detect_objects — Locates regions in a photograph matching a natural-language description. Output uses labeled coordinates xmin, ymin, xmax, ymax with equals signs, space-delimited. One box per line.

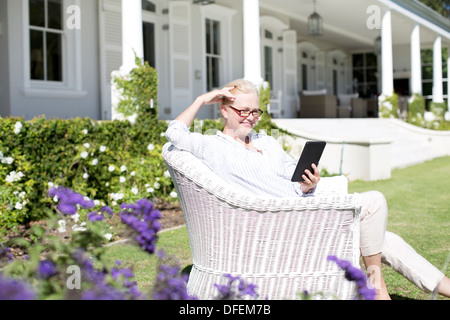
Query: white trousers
xmin=359 ymin=191 xmax=445 ymax=293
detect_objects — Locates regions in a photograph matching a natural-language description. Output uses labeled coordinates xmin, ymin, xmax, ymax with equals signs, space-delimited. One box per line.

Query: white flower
xmin=160 ymin=132 xmax=165 ymax=137
xmin=104 ymin=233 xmax=113 ymax=241
xmin=71 ymin=213 xmax=80 ymax=223
xmin=0 ymin=151 xmax=3 ymax=160
xmin=153 ymin=182 xmax=160 ymax=189
xmin=72 ymin=222 xmax=87 ymax=232
xmin=92 ymin=158 xmax=98 ymax=166
xmin=15 ymin=202 xmax=23 ymax=210
xmin=94 ymin=200 xmax=100 ymax=206
xmin=131 ymin=187 xmax=139 ymax=195
xmin=80 ymin=151 xmax=88 ymax=159
xmin=100 ymin=146 xmax=107 ymax=152
xmin=19 ymin=191 xmax=26 ymax=199
xmin=170 ymin=191 xmax=178 ymax=198
xmin=83 ymin=172 xmax=89 ymax=179
xmin=130 ymin=171 xmax=136 ymax=176
xmin=164 ymin=170 xmax=171 ymax=178
xmin=53 ymin=195 xmax=59 ymax=203
xmin=120 ymin=165 xmax=127 ymax=172
xmin=120 ymin=176 xmax=126 ymax=183
xmin=147 ymin=144 xmax=155 ymax=151
xmin=110 ymin=192 xmax=124 ymax=201
xmin=1 ymin=157 xmax=14 ymax=165
xmin=82 ymin=129 xmax=88 ymax=135
xmin=57 ymin=220 xmax=67 ymax=233
xmin=14 ymin=122 xmax=23 ymax=135
xmin=48 ymin=182 xmax=54 ymax=188
xmin=108 ymin=165 xmax=115 ymax=172
xmin=147 ymin=187 xmax=155 ymax=193
xmin=5 ymin=171 xmax=24 ymax=183
xmin=83 ymin=143 xmax=90 ymax=149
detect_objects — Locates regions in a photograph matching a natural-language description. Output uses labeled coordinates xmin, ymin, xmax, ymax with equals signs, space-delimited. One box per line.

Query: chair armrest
xmin=315 ymin=175 xmax=348 ymax=196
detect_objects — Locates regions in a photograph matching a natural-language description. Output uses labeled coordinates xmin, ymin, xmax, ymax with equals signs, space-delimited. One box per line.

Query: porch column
xmin=112 ymin=0 xmax=144 ymax=121
xmin=121 ymin=0 xmax=144 ymax=73
xmin=432 ymin=36 xmax=444 ymax=103
xmin=381 ymin=10 xmax=394 ymax=96
xmin=410 ymin=24 xmax=422 ymax=95
xmin=243 ymin=0 xmax=263 ymax=86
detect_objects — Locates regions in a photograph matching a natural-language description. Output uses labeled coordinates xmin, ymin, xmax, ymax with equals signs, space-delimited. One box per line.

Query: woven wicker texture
xmin=162 ymin=143 xmax=362 ymax=300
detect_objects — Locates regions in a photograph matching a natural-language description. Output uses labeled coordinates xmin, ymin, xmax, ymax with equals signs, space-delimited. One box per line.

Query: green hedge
xmin=0 ymin=116 xmax=172 ymax=237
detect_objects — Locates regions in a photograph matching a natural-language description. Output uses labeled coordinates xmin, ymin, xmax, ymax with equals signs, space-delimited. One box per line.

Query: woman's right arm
xmin=175 ymin=86 xmax=235 ymax=128
xmin=165 ymin=87 xmax=235 ymax=158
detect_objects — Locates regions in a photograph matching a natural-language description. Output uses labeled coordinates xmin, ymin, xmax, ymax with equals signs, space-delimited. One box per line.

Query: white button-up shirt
xmin=166 ymin=120 xmax=311 ymax=198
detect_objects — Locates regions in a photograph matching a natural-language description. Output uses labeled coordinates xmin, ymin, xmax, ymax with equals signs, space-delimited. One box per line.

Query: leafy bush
xmin=113 ymin=56 xmax=159 ymax=120
xmin=378 ymin=93 xmax=399 ymax=118
xmin=407 ymin=94 xmax=426 ymax=126
xmin=0 ymin=116 xmax=172 ymax=240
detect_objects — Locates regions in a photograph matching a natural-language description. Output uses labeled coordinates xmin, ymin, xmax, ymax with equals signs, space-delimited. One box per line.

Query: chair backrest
xmin=162 ymin=143 xmax=361 ymax=300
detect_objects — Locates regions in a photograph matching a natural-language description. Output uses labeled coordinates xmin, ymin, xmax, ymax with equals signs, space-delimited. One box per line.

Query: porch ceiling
xmin=259 ymin=0 xmax=450 ymax=52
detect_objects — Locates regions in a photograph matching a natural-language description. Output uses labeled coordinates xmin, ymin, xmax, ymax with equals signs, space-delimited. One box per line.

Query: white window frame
xmin=21 ymin=0 xmax=86 ymax=98
xmin=200 ymin=4 xmax=235 ymax=93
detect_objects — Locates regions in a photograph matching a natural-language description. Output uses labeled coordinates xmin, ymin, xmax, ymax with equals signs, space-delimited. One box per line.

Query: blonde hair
xmin=222 ymin=79 xmax=259 ymax=106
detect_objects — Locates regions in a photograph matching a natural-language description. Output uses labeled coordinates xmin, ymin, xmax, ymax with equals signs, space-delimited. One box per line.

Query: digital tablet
xmin=291 ymin=141 xmax=326 ymax=182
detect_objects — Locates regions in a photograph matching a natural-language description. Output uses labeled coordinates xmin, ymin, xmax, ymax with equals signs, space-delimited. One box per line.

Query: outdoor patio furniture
xmin=162 ymin=143 xmax=362 ymax=300
xmin=337 ymin=93 xmax=367 ymax=118
xmin=299 ymin=91 xmax=337 ymax=118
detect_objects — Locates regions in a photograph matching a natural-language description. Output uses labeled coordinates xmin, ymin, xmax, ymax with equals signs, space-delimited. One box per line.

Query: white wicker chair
xmin=162 ymin=143 xmax=362 ymax=300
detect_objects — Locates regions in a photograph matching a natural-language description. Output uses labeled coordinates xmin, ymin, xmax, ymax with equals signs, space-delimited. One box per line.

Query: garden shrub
xmin=378 ymin=93 xmax=399 ymax=118
xmin=407 ymin=94 xmax=426 ymax=126
xmin=0 ymin=116 xmax=172 ymax=240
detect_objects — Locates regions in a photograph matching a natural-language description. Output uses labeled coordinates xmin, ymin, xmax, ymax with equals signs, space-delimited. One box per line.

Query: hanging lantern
xmin=308 ymin=0 xmax=323 ymax=36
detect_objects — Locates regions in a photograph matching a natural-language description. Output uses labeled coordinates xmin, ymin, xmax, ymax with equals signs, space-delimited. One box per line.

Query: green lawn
xmin=104 ymin=156 xmax=450 ymax=300
xmin=349 ymin=156 xmax=450 ymax=300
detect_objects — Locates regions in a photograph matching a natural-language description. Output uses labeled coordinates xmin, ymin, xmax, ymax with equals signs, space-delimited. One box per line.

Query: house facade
xmin=0 ymin=0 xmax=449 ymax=121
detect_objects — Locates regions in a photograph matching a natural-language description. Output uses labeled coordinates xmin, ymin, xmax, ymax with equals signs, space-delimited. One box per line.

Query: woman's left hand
xmin=299 ymin=163 xmax=320 ymax=193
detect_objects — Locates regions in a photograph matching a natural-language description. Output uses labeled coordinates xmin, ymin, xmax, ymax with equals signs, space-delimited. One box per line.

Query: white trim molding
xmin=21 ymin=0 xmax=86 ymax=99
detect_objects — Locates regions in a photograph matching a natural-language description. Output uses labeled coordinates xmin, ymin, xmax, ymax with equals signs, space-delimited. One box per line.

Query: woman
xmin=166 ymin=78 xmax=449 ymax=300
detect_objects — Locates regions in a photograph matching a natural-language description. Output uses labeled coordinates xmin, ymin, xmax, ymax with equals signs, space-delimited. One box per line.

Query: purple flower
xmin=0 ymin=274 xmax=36 ymax=300
xmin=73 ymin=250 xmax=144 ymax=300
xmin=87 ymin=211 xmax=104 ymax=221
xmin=38 ymin=260 xmax=58 ymax=279
xmin=152 ymin=264 xmax=196 ymax=300
xmin=120 ymin=199 xmax=162 ymax=254
xmin=214 ymin=274 xmax=258 ymax=300
xmin=48 ymin=187 xmax=95 ymax=215
xmin=327 ymin=255 xmax=376 ymax=300
xmin=0 ymin=243 xmax=13 ymax=262
xmin=111 ymin=261 xmax=145 ymax=300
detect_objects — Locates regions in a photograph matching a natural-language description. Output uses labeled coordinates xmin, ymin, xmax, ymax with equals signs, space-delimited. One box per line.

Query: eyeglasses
xmin=227 ymin=106 xmax=264 ymax=118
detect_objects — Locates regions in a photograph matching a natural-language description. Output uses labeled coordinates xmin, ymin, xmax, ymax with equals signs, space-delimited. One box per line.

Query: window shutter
xmin=169 ymin=1 xmax=192 ymax=118
xmin=282 ymin=30 xmax=299 ymax=117
xmin=99 ymin=0 xmax=123 ymax=120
